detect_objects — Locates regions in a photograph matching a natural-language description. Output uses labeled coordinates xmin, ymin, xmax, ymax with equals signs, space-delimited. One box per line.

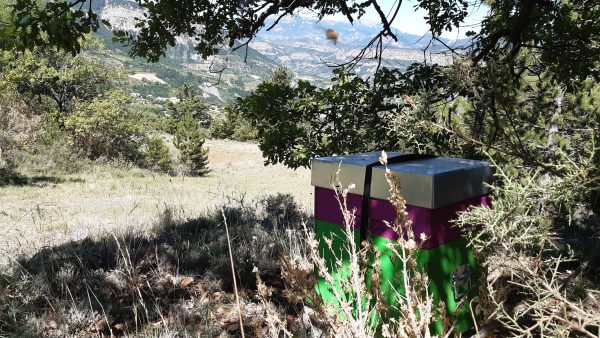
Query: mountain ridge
xmin=93 ymin=0 xmax=460 ymax=105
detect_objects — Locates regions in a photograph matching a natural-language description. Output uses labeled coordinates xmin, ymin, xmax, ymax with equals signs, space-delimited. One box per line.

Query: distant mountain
xmin=92 ymin=0 xmax=464 ymax=105
xmin=253 ymin=15 xmax=467 ymax=80
xmin=93 ymin=0 xmax=283 ymax=105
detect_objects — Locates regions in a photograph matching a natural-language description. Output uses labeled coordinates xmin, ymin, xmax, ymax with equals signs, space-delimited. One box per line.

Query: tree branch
xmin=506 ymin=0 xmax=538 ymax=61
xmin=370 ymin=0 xmax=398 ymax=41
xmin=472 ymin=29 xmax=510 ymax=64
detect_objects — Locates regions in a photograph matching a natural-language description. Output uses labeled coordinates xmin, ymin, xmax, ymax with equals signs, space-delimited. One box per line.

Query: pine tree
xmin=166 ymin=84 xmax=211 ymax=130
xmin=144 ymin=136 xmax=173 ymax=174
xmin=174 ymin=114 xmax=209 ymax=176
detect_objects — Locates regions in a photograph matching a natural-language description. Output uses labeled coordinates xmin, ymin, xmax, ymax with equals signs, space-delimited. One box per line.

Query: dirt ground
xmin=0 ymin=139 xmax=313 ymax=265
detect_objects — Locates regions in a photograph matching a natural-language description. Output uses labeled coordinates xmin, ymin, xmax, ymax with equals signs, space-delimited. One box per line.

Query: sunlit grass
xmin=0 ymin=139 xmax=312 ymax=265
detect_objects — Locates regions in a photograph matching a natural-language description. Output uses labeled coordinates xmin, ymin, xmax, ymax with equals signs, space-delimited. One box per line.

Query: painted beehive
xmin=311 ymin=151 xmax=493 ymax=333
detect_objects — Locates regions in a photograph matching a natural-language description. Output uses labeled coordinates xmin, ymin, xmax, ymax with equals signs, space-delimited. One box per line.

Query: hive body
xmin=311 ymin=151 xmax=493 ymax=333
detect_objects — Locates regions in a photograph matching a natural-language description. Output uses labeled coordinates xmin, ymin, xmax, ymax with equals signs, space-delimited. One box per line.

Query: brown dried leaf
xmin=180 ymin=276 xmax=194 ymax=288
xmin=194 ymin=281 xmax=208 ymax=292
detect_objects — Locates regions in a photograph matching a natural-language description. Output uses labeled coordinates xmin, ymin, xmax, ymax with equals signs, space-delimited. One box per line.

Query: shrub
xmin=0 ymin=90 xmax=44 ymax=179
xmin=174 ymin=114 xmax=209 ymax=176
xmin=210 ymin=105 xmax=257 ymax=141
xmin=455 ymin=157 xmax=600 ymax=337
xmin=259 ymin=193 xmax=304 ymax=228
xmin=64 ymin=89 xmax=145 ymax=162
xmin=143 ymin=136 xmax=173 ymax=174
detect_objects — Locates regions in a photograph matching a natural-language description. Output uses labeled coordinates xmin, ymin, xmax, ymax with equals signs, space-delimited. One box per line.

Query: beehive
xmin=311 ymin=151 xmax=492 ymax=333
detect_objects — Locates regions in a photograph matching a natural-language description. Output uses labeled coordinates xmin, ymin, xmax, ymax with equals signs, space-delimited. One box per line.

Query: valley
xmin=94 ymin=0 xmax=460 ymax=106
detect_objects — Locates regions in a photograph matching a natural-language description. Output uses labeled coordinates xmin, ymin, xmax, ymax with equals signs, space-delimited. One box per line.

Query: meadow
xmin=0 ymin=140 xmax=318 ymax=337
xmin=0 ymin=140 xmax=312 ymax=266
xmin=2 ymin=138 xmax=598 ymax=337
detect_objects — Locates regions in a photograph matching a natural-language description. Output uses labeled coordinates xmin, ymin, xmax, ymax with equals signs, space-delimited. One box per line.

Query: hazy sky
xmin=319 ymin=0 xmax=489 ymax=39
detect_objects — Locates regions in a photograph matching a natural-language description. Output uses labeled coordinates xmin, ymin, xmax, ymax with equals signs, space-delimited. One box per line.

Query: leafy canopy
xmin=64 ymin=88 xmax=146 ymax=161
xmin=3 ymin=0 xmax=598 ymax=86
xmin=239 ymin=67 xmax=399 ymax=168
xmin=0 ymin=39 xmax=117 ymax=121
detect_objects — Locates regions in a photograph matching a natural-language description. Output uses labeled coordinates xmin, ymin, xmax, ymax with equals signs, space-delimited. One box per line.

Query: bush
xmin=210 ymin=105 xmax=257 ymax=141
xmin=143 ymin=136 xmax=173 ymax=174
xmin=454 ymin=159 xmax=600 ymax=337
xmin=174 ymin=114 xmax=209 ymax=176
xmin=0 ymin=91 xmax=44 ymax=179
xmin=260 ymin=193 xmax=304 ymax=228
xmin=64 ymin=89 xmax=145 ymax=162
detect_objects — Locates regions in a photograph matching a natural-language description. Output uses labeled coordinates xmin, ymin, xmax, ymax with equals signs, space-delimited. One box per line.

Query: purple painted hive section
xmin=314 ymin=186 xmax=491 ymax=249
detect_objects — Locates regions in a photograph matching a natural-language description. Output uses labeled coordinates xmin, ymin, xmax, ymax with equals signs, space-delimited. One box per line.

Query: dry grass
xmin=0 ymin=139 xmax=314 ymax=337
xmin=0 ymin=194 xmax=310 ymax=337
xmin=0 ymin=145 xmax=487 ymax=337
xmin=0 ymin=139 xmax=312 ymax=265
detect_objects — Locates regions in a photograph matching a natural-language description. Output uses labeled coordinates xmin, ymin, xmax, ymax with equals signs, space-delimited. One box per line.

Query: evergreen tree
xmin=174 ymin=114 xmax=209 ymax=177
xmin=270 ymin=67 xmax=294 ymax=86
xmin=166 ymin=84 xmax=211 ymax=129
xmin=144 ymin=136 xmax=173 ymax=174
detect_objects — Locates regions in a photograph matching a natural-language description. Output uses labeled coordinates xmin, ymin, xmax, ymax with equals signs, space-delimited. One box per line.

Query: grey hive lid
xmin=311 ymin=151 xmax=493 ymax=209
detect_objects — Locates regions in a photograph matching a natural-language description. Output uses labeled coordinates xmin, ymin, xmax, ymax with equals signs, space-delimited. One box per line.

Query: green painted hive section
xmin=314 ymin=220 xmax=480 ymax=334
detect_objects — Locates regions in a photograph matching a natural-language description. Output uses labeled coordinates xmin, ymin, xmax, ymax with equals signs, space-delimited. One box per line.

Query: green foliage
xmin=0 ymin=86 xmax=44 ymax=180
xmin=114 ymin=1 xmax=372 ymax=62
xmin=5 ymin=0 xmax=598 ymax=90
xmin=0 ymin=37 xmax=150 ymax=172
xmin=174 ymin=114 xmax=209 ymax=176
xmin=238 ymin=67 xmax=397 ymax=168
xmin=443 ymin=60 xmax=599 ymax=212
xmin=12 ymin=132 xmax=93 ymax=176
xmin=454 ymin=155 xmax=600 ymax=337
xmin=8 ymin=0 xmax=102 ymax=55
xmin=144 ymin=136 xmax=173 ymax=174
xmin=472 ymin=0 xmax=600 ymax=87
xmin=0 ymin=43 xmax=117 ymax=121
xmin=414 ymin=0 xmax=468 ymax=36
xmin=1 ymin=0 xmax=598 ymax=335
xmin=135 ymin=107 xmax=170 ymax=133
xmin=64 ymin=89 xmax=145 ymax=162
xmin=210 ymin=105 xmax=257 ymax=142
xmin=235 ymin=35 xmax=600 ymax=336
xmin=0 ymin=0 xmax=16 ymax=50
xmin=166 ymin=83 xmax=211 ymax=131
xmin=269 ymin=67 xmax=294 ymax=86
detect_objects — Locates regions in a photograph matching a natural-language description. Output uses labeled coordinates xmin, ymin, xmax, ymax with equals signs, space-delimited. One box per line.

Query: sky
xmin=316 ymin=0 xmax=490 ymax=39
